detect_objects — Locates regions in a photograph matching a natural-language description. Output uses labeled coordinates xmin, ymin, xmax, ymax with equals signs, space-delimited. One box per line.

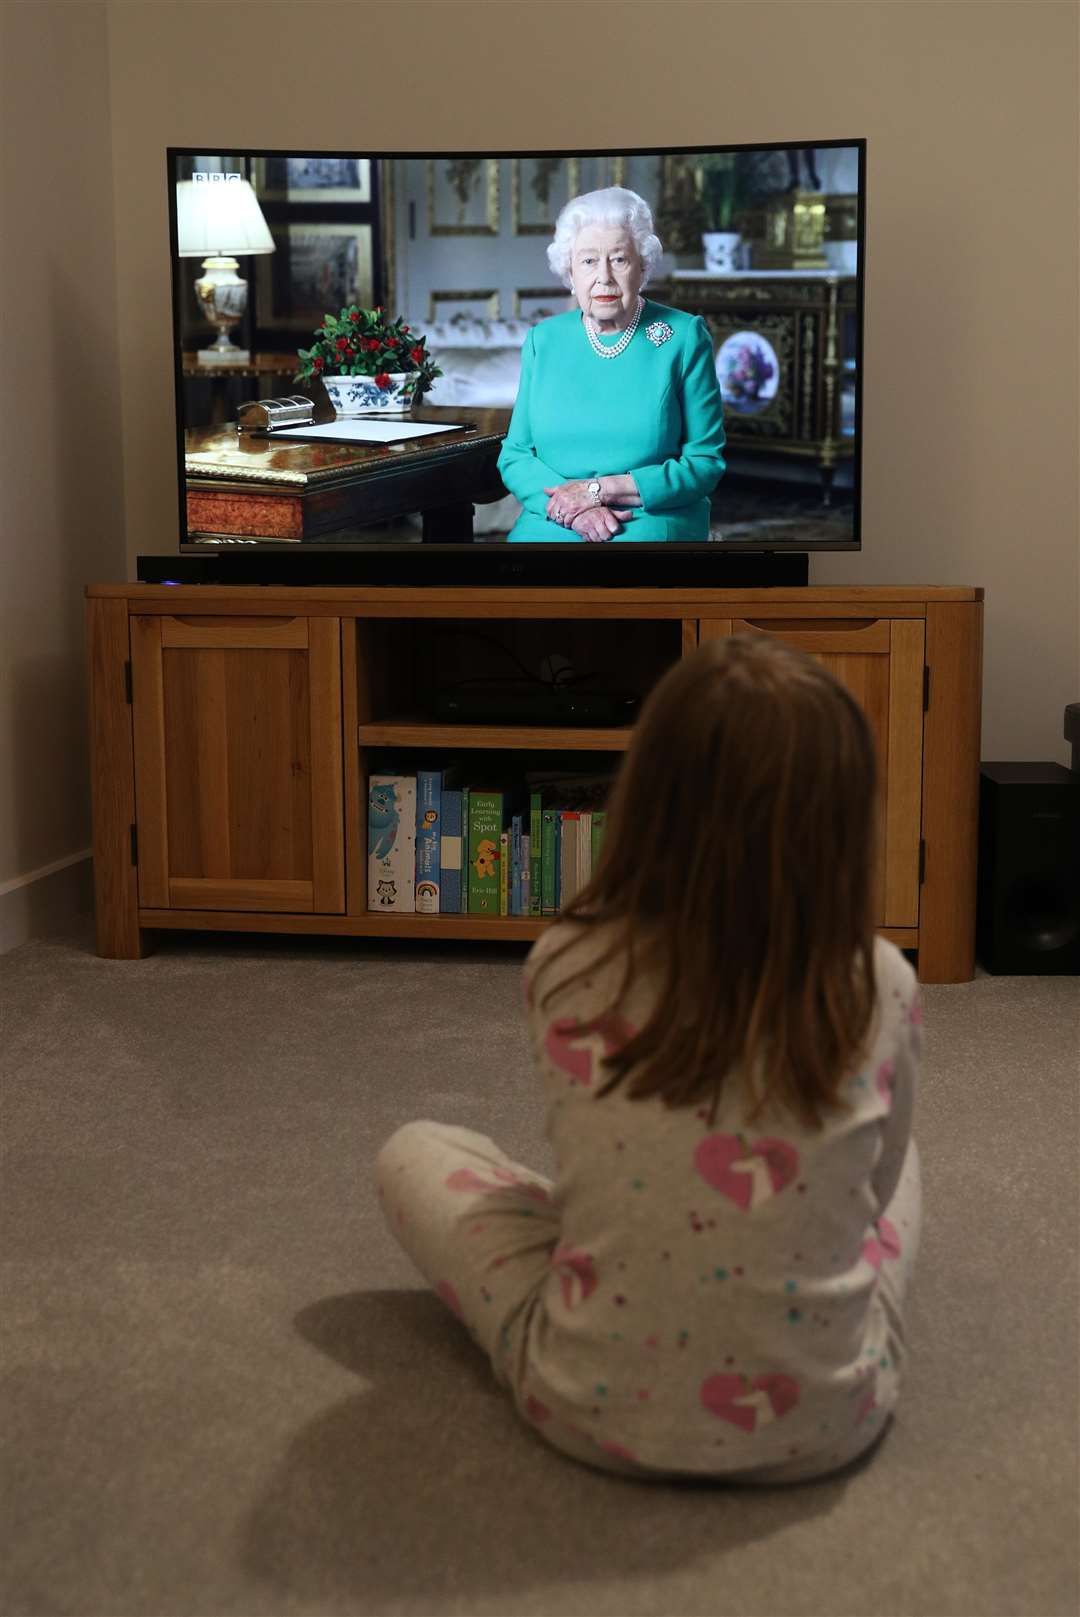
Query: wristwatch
xmin=587 ymin=479 xmax=603 ymax=506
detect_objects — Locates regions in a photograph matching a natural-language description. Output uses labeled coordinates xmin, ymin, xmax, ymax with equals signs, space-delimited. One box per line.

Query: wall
xmin=3 ymin=0 xmax=1076 ymax=951
xmin=0 ymin=0 xmax=126 ymax=950
xmin=105 ymin=0 xmax=1078 ymax=766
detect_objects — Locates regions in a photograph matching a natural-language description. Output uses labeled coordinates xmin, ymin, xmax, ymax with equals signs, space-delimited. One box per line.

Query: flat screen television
xmin=156 ymin=139 xmax=865 ymax=587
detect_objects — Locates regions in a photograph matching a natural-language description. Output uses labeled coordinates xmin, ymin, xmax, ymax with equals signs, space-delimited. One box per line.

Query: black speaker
xmin=976 ymin=763 xmax=1080 ymax=974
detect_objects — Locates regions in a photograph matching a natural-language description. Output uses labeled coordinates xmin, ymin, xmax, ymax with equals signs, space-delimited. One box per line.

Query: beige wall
xmin=0 ymin=0 xmax=125 ymax=941
xmin=2 ymin=0 xmax=1077 ymax=943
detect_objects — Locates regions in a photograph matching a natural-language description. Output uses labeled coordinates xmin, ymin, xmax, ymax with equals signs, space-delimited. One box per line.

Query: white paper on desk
xmin=274 ymin=420 xmax=470 ymax=444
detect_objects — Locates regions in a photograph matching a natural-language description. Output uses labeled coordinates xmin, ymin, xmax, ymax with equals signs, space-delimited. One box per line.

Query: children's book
xmin=590 ymin=809 xmax=607 ymax=874
xmin=440 ymin=784 xmax=463 ymax=914
xmin=521 ymin=831 xmax=531 ymax=917
xmin=528 ymin=790 xmax=543 ymax=917
xmin=368 ymin=774 xmax=416 ymax=912
xmin=415 ymin=769 xmax=442 ymax=913
xmin=559 ymin=811 xmax=580 ymax=909
xmin=510 ymin=814 xmax=523 ymax=916
xmin=467 ymin=789 xmax=503 ymax=914
xmin=499 ymin=828 xmax=510 ymax=916
xmin=541 ymin=806 xmax=559 ymax=915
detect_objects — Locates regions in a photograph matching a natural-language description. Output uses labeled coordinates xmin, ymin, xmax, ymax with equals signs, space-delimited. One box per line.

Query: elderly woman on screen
xmin=496 ymin=187 xmax=727 ymax=543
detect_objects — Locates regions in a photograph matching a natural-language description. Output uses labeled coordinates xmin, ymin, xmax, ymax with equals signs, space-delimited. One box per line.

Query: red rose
xmin=349 ymin=310 xmax=360 ymax=322
xmin=385 ymin=337 xmax=398 ymax=348
xmin=313 ymin=356 xmax=324 ymax=370
xmin=374 ymin=372 xmax=391 ymax=389
xmin=402 ymin=324 xmax=410 ymax=333
xmin=335 ymin=336 xmax=350 ymax=350
xmin=410 ymin=345 xmax=424 ymax=364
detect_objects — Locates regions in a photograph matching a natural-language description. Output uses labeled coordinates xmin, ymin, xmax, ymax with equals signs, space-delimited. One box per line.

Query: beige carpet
xmin=1 ymin=922 xmax=1077 ymax=1617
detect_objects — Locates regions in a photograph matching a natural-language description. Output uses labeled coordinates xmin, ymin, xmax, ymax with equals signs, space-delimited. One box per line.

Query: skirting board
xmin=0 ymin=852 xmax=94 ymax=955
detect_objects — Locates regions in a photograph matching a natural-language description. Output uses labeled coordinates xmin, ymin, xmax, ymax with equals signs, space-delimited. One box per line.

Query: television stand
xmin=86 ymin=581 xmax=983 ymax=982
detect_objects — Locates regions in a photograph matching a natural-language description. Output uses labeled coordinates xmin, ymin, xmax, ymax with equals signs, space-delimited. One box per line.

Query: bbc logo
xmin=192 ymin=172 xmax=242 ymax=184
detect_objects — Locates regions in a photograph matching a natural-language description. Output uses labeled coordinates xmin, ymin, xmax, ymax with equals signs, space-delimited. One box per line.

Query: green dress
xmin=496 ymin=298 xmax=726 ymax=543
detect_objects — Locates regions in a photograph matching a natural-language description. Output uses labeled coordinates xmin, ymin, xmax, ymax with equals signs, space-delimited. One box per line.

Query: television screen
xmin=168 ymin=141 xmax=863 ymax=559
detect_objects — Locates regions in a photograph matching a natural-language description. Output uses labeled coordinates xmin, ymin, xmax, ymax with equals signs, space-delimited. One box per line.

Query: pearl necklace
xmin=584 ymin=295 xmax=644 ymax=359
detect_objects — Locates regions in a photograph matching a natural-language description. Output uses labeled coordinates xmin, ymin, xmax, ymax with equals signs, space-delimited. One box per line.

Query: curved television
xmin=165 ymin=140 xmax=864 ymax=584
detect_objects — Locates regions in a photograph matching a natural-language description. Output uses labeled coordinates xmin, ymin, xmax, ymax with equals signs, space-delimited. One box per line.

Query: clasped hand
xmin=544 ymin=481 xmax=634 ymax=543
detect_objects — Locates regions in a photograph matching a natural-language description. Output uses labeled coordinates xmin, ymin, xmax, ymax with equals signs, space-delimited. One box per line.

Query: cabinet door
xmin=130 ymin=615 xmax=345 ymax=913
xmin=702 ymin=616 xmax=925 ymax=928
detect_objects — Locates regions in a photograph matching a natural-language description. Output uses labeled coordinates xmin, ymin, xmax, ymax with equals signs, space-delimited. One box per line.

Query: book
xmin=529 ymin=791 xmax=543 ymax=916
xmin=521 ymin=831 xmax=531 ymax=916
xmin=415 ymin=769 xmax=442 ymax=913
xmin=439 ymin=782 xmax=463 ymax=914
xmin=559 ymin=811 xmax=580 ymax=909
xmin=578 ymin=810 xmax=593 ymax=891
xmin=368 ymin=774 xmax=416 ymax=912
xmin=510 ymin=814 xmax=523 ymax=916
xmin=467 ymin=789 xmax=503 ymax=914
xmin=499 ymin=828 xmax=510 ymax=916
xmin=541 ymin=806 xmax=559 ymax=916
xmin=591 ymin=809 xmax=607 ymax=873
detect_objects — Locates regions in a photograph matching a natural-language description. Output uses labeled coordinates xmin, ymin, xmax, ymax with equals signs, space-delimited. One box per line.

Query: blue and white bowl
xmin=323 ymin=372 xmax=419 ymax=416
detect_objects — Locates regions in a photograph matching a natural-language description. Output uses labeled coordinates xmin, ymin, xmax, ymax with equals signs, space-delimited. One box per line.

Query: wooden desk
xmin=184 ymin=405 xmax=511 ymax=544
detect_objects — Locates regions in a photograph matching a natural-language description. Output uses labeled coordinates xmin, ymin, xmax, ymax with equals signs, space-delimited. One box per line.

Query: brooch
xmin=645 ymin=320 xmax=674 ymax=347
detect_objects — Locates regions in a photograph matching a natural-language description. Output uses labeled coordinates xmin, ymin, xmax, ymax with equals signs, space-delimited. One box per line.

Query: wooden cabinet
xmin=129 ymin=612 xmax=344 ymax=916
xmin=86 ymin=584 xmax=983 ymax=981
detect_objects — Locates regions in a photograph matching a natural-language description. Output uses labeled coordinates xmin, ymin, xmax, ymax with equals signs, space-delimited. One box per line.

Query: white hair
xmin=546 ymin=186 xmax=664 ymax=289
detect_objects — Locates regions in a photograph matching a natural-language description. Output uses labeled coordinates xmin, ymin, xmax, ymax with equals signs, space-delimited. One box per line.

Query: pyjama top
xmin=518 ymin=925 xmax=922 ymax=1479
xmin=495 ymin=299 xmax=727 ymax=543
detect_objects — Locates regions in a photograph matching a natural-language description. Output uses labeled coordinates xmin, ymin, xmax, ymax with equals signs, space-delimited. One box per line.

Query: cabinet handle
xmin=161 ymin=616 xmax=309 ymax=649
xmin=734 ymin=617 xmax=890 ymax=654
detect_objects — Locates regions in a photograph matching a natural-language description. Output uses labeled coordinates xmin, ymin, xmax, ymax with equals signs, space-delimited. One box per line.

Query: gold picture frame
xmin=427 ymin=289 xmax=500 ymax=323
xmin=428 ymin=160 xmax=500 ymax=236
xmin=511 ymin=157 xmax=582 ymax=235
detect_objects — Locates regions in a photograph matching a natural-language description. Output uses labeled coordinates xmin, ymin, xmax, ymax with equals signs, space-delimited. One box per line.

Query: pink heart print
xmin=861 ymin=1216 xmax=901 ymax=1269
xmin=693 ymin=1133 xmax=800 ymax=1210
xmin=700 ymin=1372 xmax=800 ymax=1432
xmin=544 ymin=1012 xmax=637 ymax=1087
xmin=550 ymin=1244 xmax=598 ymax=1309
xmin=445 ymin=1166 xmax=550 ymax=1203
xmin=877 ymin=1060 xmax=896 ymax=1106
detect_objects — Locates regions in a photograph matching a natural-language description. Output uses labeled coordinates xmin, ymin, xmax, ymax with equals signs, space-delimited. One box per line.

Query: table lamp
xmin=176 ymin=176 xmax=276 ymax=366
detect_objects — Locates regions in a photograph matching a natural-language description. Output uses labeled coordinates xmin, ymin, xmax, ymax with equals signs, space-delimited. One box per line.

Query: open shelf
xmin=357 ymin=719 xmax=634 ymax=751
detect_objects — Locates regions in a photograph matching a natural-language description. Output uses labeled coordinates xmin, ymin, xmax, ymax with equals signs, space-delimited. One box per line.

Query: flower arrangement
xmin=294 ymin=305 xmax=442 ymax=397
xmin=723 ymin=340 xmax=775 ymax=401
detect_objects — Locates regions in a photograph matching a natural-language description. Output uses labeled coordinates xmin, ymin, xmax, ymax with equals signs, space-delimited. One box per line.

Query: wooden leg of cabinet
xmin=86 ymin=598 xmax=146 ymax=959
xmin=916 ymin=601 xmax=984 ymax=983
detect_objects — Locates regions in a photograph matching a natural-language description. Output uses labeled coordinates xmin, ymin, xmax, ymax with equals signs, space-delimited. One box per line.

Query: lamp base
xmin=196 ymin=347 xmax=251 ymax=367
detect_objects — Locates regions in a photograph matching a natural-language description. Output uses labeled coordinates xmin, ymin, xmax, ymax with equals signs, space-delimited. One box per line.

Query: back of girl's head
xmin=530 ymin=633 xmax=880 ymax=1131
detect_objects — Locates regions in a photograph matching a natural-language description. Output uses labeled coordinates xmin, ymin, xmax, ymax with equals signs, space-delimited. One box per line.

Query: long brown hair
xmin=528 ymin=633 xmax=880 ymax=1132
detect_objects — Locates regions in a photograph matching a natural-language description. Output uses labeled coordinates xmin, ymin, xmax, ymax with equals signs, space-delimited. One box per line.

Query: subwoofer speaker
xmin=976 ymin=763 xmax=1080 ymax=974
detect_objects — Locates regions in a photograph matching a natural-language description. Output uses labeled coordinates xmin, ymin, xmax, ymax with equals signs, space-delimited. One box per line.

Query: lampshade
xmin=175 ymin=178 xmax=276 ymax=258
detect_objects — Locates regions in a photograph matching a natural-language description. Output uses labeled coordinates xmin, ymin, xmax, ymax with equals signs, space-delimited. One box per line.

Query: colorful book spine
xmin=559 ymin=811 xmax=580 ymax=908
xmin=529 ymin=791 xmax=543 ymax=917
xmin=590 ymin=809 xmax=607 ymax=874
xmin=368 ymin=774 xmax=416 ymax=912
xmin=541 ymin=807 xmax=559 ymax=915
xmin=499 ymin=829 xmax=510 ymax=916
xmin=510 ymin=814 xmax=522 ymax=917
xmin=467 ymin=790 xmax=503 ymax=914
xmin=440 ymin=786 xmax=463 ymax=914
xmin=578 ymin=811 xmax=592 ymax=890
xmin=521 ymin=832 xmax=531 ymax=916
xmin=415 ymin=769 xmax=442 ymax=913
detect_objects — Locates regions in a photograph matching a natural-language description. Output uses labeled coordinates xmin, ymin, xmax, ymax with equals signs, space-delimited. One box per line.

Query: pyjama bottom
xmin=375 ymin=1120 xmax=922 ymax=1485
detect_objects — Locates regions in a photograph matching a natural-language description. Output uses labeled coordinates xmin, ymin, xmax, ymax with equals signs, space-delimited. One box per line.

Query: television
xmin=153 ymin=140 xmax=865 ymax=588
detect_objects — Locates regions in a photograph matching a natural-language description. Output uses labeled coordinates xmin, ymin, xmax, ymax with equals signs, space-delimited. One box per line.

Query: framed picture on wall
xmin=428 ymin=159 xmax=500 ymax=236
xmin=253 ymin=221 xmax=375 ymax=338
xmin=253 ymin=156 xmax=371 ymax=204
xmin=511 ymin=158 xmax=583 ymax=235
